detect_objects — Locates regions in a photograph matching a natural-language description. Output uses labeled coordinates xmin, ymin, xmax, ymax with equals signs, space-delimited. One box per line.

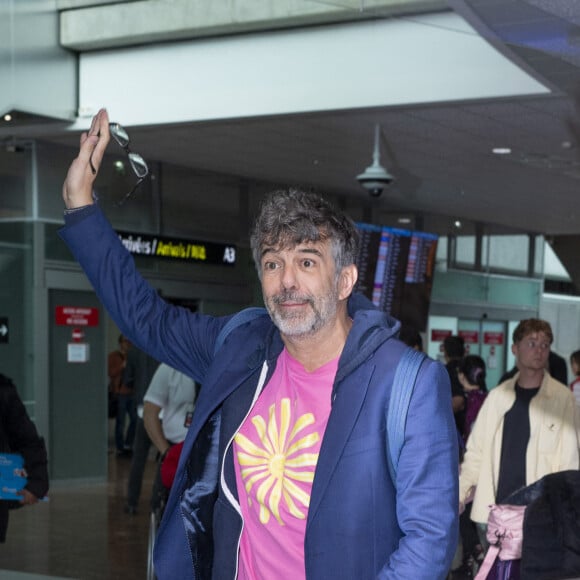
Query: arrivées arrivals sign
xmin=116 ymin=230 xmax=236 ymax=266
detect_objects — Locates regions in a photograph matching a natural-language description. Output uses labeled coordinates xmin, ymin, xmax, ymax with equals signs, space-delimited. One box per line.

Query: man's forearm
xmin=143 ymin=403 xmax=170 ymax=454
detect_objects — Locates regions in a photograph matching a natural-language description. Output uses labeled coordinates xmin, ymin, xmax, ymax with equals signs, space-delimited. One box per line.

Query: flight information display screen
xmin=354 ymin=223 xmax=438 ymax=331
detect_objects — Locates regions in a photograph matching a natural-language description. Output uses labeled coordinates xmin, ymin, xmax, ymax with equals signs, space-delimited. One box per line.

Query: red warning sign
xmin=431 ymin=329 xmax=452 ymax=342
xmin=55 ymin=306 xmax=99 ymax=327
xmin=483 ymin=331 xmax=504 ymax=345
xmin=71 ymin=328 xmax=85 ymax=342
xmin=458 ymin=330 xmax=479 ymax=344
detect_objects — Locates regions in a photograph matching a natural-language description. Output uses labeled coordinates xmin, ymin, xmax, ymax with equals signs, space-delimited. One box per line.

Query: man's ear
xmin=338 ymin=264 xmax=358 ymax=300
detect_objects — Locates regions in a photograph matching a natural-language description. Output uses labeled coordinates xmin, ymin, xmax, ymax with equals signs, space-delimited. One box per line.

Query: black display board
xmin=354 ymin=223 xmax=438 ymax=332
xmin=116 ymin=230 xmax=236 ymax=266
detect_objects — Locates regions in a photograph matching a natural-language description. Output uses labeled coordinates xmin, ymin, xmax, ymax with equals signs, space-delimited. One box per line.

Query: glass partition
xmin=0 ymin=221 xmax=34 ymax=411
xmin=0 ymin=142 xmax=33 ymax=218
xmin=482 ymin=234 xmax=529 ymax=274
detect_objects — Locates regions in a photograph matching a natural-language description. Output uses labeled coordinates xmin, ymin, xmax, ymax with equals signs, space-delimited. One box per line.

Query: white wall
xmin=539 ymin=294 xmax=580 ymax=383
xmin=74 ymin=12 xmax=548 ymax=129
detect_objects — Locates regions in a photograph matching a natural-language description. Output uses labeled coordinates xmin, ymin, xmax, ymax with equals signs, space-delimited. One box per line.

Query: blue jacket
xmin=60 ymin=205 xmax=458 ymax=579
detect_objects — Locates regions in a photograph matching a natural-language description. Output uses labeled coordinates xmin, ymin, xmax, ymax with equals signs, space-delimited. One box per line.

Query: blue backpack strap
xmin=213 ymin=307 xmax=268 ymax=356
xmin=387 ymin=348 xmax=427 ymax=483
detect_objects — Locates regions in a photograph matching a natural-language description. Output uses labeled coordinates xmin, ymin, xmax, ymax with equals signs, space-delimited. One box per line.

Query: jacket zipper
xmin=220 ymin=360 xmax=270 ymax=578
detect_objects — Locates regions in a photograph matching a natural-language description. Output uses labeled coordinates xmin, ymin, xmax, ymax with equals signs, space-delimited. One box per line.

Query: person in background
xmin=60 ymin=108 xmax=459 ymax=580
xmin=124 ymin=350 xmax=159 ymax=515
xmin=459 ymin=318 xmax=579 ymax=552
xmin=547 ymin=350 xmax=568 ymax=385
xmin=398 ymin=325 xmax=423 ymax=351
xmin=443 ymin=335 xmax=467 ymax=437
xmin=142 ymin=363 xmax=197 ymax=509
xmin=569 ymin=350 xmax=580 ymax=407
xmin=455 ymin=355 xmax=488 ymax=576
xmin=107 ymin=334 xmax=128 ymax=423
xmin=0 ymin=373 xmax=49 ymax=543
xmin=457 ymin=355 xmax=488 ymax=446
xmin=115 ymin=338 xmax=138 ymax=456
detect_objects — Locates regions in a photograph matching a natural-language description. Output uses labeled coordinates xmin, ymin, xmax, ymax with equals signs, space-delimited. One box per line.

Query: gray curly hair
xmin=250 ymin=189 xmax=359 ymax=278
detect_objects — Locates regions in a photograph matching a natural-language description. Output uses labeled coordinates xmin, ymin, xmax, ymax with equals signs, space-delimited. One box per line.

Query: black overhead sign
xmin=0 ymin=317 xmax=8 ymax=344
xmin=116 ymin=231 xmax=236 ymax=266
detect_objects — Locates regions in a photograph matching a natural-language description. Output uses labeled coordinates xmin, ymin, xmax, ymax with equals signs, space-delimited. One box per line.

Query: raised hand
xmin=62 ymin=108 xmax=111 ymax=209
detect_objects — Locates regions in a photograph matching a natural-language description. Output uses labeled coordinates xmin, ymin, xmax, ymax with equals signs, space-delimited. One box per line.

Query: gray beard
xmin=265 ymin=289 xmax=339 ymax=337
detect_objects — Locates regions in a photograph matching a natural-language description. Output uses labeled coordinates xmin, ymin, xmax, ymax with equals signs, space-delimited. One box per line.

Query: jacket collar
xmin=509 ymin=370 xmax=552 ymax=398
xmin=338 ymin=293 xmax=400 ymax=381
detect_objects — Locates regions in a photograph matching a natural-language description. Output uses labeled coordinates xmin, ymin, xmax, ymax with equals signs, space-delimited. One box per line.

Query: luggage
xmin=521 ymin=470 xmax=580 ymax=580
xmin=475 ymin=470 xmax=580 ymax=580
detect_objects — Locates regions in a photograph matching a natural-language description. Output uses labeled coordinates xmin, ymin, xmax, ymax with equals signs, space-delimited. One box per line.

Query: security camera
xmin=356 ymin=164 xmax=394 ymax=197
xmin=356 ymin=167 xmax=394 ymax=197
xmin=356 ymin=124 xmax=394 ymax=197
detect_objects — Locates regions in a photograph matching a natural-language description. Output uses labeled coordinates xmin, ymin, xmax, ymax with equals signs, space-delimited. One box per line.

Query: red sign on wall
xmin=55 ymin=306 xmax=99 ymax=327
xmin=431 ymin=329 xmax=452 ymax=342
xmin=458 ymin=330 xmax=479 ymax=344
xmin=483 ymin=331 xmax=504 ymax=345
xmin=71 ymin=328 xmax=85 ymax=342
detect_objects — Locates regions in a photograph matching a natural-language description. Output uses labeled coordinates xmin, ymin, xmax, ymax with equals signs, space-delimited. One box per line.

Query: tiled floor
xmin=0 ymin=452 xmax=157 ymax=580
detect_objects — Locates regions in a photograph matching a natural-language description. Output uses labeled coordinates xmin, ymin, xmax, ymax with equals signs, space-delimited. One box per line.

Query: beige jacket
xmin=459 ymin=371 xmax=580 ymax=523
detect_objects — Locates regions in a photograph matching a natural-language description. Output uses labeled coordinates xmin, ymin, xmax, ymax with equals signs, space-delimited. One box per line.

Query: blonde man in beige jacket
xmin=459 ymin=319 xmax=580 ymax=542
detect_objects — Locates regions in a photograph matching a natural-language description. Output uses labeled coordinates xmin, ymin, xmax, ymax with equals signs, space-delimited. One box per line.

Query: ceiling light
xmin=492 ymin=147 xmax=511 ymax=155
xmin=3 ymin=114 xmax=12 ymax=122
xmin=114 ymin=160 xmax=126 ymax=175
xmin=454 ymin=220 xmax=462 ymax=229
xmin=397 ymin=217 xmax=412 ymax=224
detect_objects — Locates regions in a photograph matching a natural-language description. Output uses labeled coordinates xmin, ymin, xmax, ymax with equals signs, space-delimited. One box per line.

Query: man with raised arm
xmin=60 ymin=109 xmax=458 ymax=579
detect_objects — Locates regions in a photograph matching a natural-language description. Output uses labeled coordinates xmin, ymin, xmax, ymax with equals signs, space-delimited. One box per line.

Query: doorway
xmin=49 ymin=289 xmax=107 ymax=480
xmin=427 ymin=315 xmax=511 ymax=390
xmin=457 ymin=319 xmax=507 ymax=389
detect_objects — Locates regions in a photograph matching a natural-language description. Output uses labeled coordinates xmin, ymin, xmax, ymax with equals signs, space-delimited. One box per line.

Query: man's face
xmin=260 ymin=239 xmax=352 ymax=338
xmin=512 ymin=331 xmax=551 ymax=373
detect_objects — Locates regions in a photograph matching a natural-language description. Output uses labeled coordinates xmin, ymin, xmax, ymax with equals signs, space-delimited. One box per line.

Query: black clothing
xmin=521 ymin=470 xmax=580 ymax=579
xmin=446 ymin=359 xmax=466 ymax=434
xmin=495 ymin=384 xmax=540 ymax=503
xmin=0 ymin=373 xmax=49 ymax=542
xmin=125 ymin=353 xmax=158 ymax=509
xmin=499 ymin=366 xmax=517 ymax=384
xmin=123 ymin=348 xmax=159 ymax=402
xmin=547 ymin=350 xmax=568 ymax=385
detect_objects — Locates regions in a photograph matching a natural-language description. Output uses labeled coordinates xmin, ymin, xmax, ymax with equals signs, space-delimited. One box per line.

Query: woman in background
xmin=455 ymin=355 xmax=488 ymax=578
xmin=458 ymin=355 xmax=488 ymax=446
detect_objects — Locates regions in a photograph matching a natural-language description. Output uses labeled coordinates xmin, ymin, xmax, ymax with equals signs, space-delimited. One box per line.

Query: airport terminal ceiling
xmin=34 ymin=95 xmax=580 ymax=239
xmin=2 ymin=1 xmax=580 ymax=239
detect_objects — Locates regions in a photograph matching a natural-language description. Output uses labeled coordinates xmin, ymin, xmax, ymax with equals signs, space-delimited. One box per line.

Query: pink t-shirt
xmin=233 ymin=349 xmax=337 ymax=580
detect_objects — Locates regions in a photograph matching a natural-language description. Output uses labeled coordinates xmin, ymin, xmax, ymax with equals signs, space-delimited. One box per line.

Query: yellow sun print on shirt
xmin=235 ymin=397 xmax=320 ymax=526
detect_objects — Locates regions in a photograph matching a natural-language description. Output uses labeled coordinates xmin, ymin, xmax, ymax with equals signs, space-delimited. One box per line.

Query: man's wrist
xmin=63 ymin=203 xmax=99 ymax=226
xmin=64 ymin=190 xmax=99 ymax=213
xmin=64 ymin=204 xmax=93 ymax=215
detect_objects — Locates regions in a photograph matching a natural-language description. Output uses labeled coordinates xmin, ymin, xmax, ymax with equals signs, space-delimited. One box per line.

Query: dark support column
xmin=527 ymin=233 xmax=536 ymax=278
xmin=475 ymin=223 xmax=483 ymax=271
xmin=549 ymin=235 xmax=580 ymax=293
